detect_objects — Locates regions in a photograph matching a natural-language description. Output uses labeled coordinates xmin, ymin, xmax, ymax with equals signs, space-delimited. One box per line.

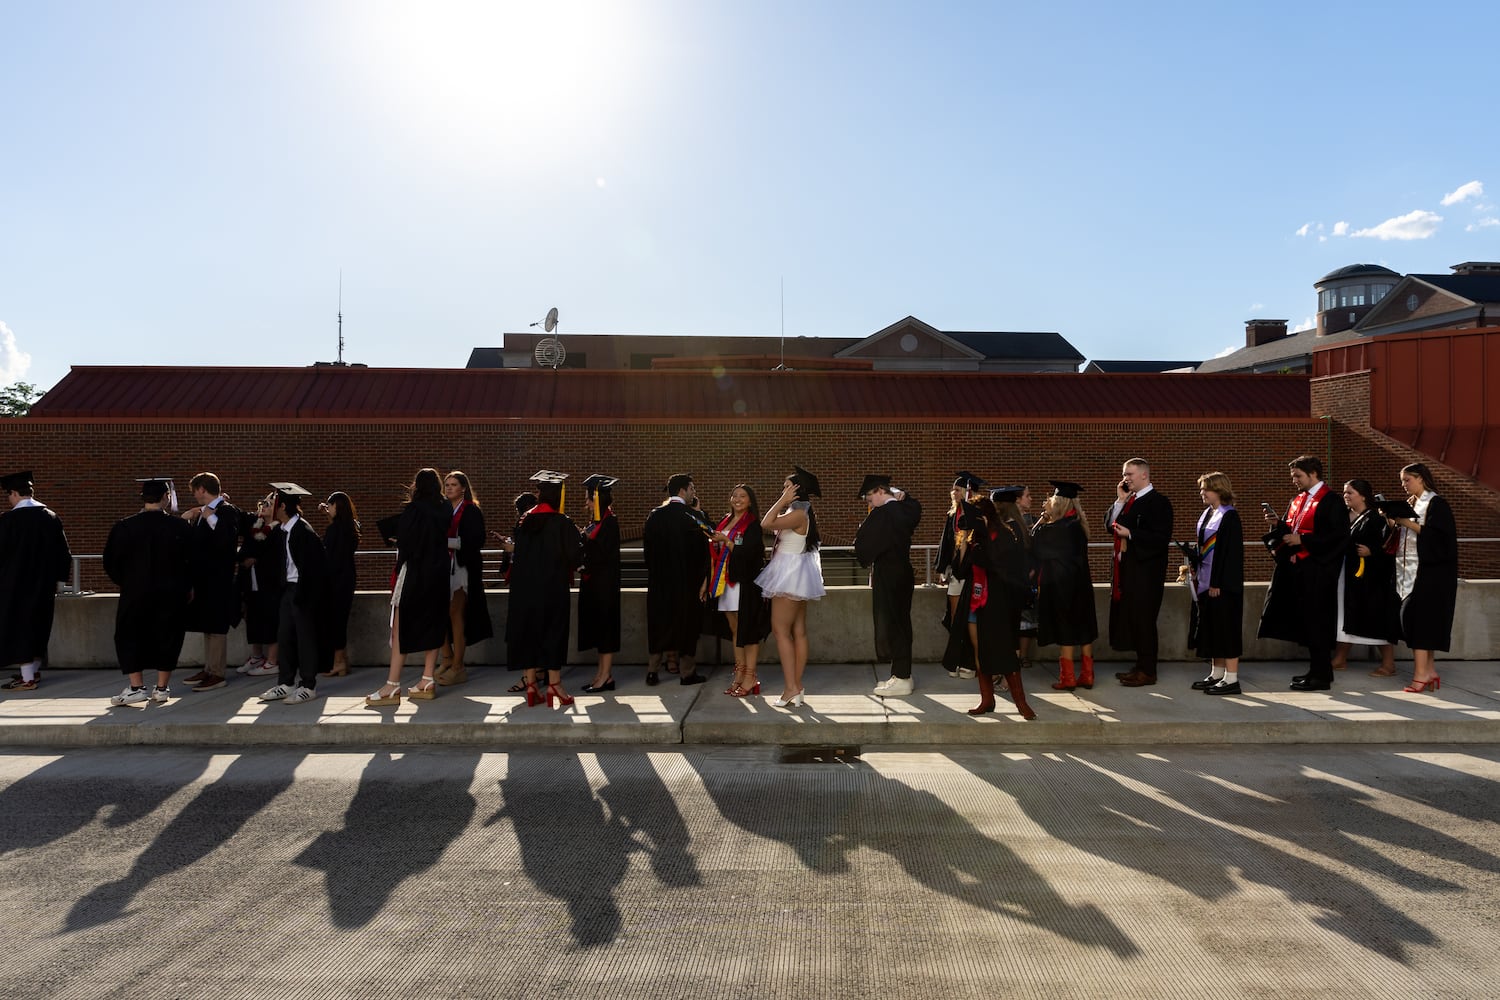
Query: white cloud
xmin=0 ymin=322 xmax=31 ymax=384
xmin=1441 ymin=180 xmax=1484 ymax=206
xmin=1293 ymin=316 xmax=1316 ymax=332
xmin=1331 ymin=220 xmax=1350 ymax=236
xmin=1295 ymin=223 xmax=1310 ymax=237
xmin=1248 ymin=302 xmax=1265 ymax=312
xmin=1318 ymin=235 xmax=1327 ymax=242
xmin=1214 ymin=344 xmax=1238 ymax=359
xmin=1351 ymin=210 xmax=1443 ymax=240
xmin=1467 ymin=217 xmax=1500 ymax=231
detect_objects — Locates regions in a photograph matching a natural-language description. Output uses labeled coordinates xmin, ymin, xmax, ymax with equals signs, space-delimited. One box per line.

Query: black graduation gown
xmin=278 ymin=516 xmax=335 ymax=672
xmin=941 ymin=520 xmax=1026 ymax=677
xmin=1257 ymin=486 xmax=1347 ymax=647
xmin=394 ymin=500 xmax=450 ymax=654
xmin=449 ymin=503 xmax=495 ymax=645
xmin=1400 ymin=494 xmax=1458 ymax=651
xmin=322 ymin=517 xmax=359 ymax=650
xmin=185 ymin=500 xmax=242 ymax=634
xmin=0 ymin=503 xmax=72 ymax=665
xmin=1191 ymin=506 xmax=1243 ymax=660
xmin=102 ymin=509 xmax=192 ymax=674
xmin=577 ymin=513 xmax=622 ymax=654
xmin=933 ymin=509 xmax=960 ymax=577
xmin=643 ymin=501 xmax=709 ymax=655
xmin=505 ymin=508 xmax=582 ymax=670
xmin=1340 ymin=510 xmax=1399 ymax=644
xmin=1033 ymin=515 xmax=1098 ymax=647
xmin=238 ymin=523 xmax=284 ymax=645
xmin=1107 ymin=489 xmax=1174 ymax=652
xmin=705 ymin=517 xmax=769 ymax=646
xmin=854 ymin=494 xmax=922 ymax=668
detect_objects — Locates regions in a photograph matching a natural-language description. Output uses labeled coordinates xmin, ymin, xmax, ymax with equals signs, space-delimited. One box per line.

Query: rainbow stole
xmin=709 ymin=513 xmax=748 ymax=598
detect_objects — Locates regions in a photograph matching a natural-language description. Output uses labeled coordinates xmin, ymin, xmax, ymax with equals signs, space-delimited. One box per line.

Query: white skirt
xmin=718 ymin=581 xmax=741 ymax=612
xmin=755 ymin=550 xmax=826 ymax=602
xmin=1334 ymin=565 xmax=1385 ymax=646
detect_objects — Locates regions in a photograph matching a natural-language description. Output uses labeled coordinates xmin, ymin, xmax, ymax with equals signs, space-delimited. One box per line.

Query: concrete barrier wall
xmin=48 ymin=580 xmax=1500 ymax=668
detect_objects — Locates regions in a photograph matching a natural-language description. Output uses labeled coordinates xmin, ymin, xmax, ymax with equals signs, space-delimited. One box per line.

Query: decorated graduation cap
xmin=270 ymin=482 xmax=312 ymax=512
xmin=953 ymin=471 xmax=985 ymax=492
xmin=789 ymin=464 xmax=821 ymax=499
xmin=990 ymin=484 xmax=1026 ymax=504
xmin=1049 ymin=480 xmax=1085 ymax=499
xmin=858 ymin=474 xmax=892 ymax=499
xmin=136 ymin=477 xmax=179 ymax=511
xmin=0 ymin=471 xmax=33 ymax=493
xmin=582 ymin=474 xmax=618 ymax=522
xmin=531 ymin=470 xmax=568 ymax=510
xmin=663 ymin=473 xmax=693 ymax=495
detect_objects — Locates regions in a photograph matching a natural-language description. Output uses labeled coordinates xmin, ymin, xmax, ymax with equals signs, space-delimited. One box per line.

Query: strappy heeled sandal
xmin=364 ymin=682 xmax=402 ymax=707
xmin=407 ymin=675 xmax=438 ymax=700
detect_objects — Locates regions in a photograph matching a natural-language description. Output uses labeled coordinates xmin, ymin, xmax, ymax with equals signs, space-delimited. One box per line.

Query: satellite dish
xmin=534 ymin=338 xmax=566 ymax=369
xmin=544 ymin=307 xmax=559 ymax=333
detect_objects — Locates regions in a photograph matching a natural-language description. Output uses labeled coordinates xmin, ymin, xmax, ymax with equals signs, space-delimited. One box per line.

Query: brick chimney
xmin=1451 ymin=261 xmax=1500 ymax=275
xmin=1245 ymin=319 xmax=1289 ymax=347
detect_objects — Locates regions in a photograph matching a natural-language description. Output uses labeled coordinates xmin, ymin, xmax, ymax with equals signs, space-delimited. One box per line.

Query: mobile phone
xmin=1260 ymin=502 xmax=1277 ymax=518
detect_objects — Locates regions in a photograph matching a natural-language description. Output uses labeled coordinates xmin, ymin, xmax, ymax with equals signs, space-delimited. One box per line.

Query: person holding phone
xmin=1257 ymin=455 xmax=1348 ymax=691
xmin=1105 ymin=459 xmax=1173 ymax=687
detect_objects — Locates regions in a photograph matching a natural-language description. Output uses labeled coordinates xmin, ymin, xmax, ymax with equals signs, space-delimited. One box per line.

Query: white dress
xmin=755 ymin=513 xmax=826 ymax=601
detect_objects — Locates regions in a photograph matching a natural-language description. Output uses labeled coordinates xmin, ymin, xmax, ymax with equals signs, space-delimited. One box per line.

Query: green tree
xmin=0 ymin=381 xmax=42 ymax=417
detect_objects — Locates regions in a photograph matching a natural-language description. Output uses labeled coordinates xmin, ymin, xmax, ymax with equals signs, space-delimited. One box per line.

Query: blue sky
xmin=3 ymin=1 xmax=1496 ymax=391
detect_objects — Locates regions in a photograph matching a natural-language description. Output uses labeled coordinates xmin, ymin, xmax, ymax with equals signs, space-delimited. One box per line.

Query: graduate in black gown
xmin=506 ymin=471 xmax=584 ymax=707
xmin=103 ymin=478 xmax=193 ymax=706
xmin=707 ymin=483 xmax=767 ymax=697
xmin=437 ymin=470 xmax=494 ymax=687
xmin=643 ymin=473 xmax=710 ymax=687
xmin=1032 ymin=481 xmax=1098 ymax=691
xmin=1257 ymin=455 xmax=1347 ymax=691
xmin=579 ymin=475 xmax=623 ymax=693
xmin=1331 ymin=479 xmax=1398 ymax=677
xmin=367 ymin=468 xmax=449 ymax=707
xmin=1106 ymin=459 xmax=1174 ymax=687
xmin=1187 ymin=472 xmax=1245 ymax=695
xmin=855 ymin=474 xmax=923 ymax=697
xmin=941 ymin=490 xmax=1035 ymax=720
xmin=0 ymin=471 xmax=72 ymax=691
xmin=319 ymin=491 xmax=360 ymax=677
xmin=1386 ymin=462 xmax=1458 ymax=693
xmin=258 ymin=482 xmax=332 ymax=704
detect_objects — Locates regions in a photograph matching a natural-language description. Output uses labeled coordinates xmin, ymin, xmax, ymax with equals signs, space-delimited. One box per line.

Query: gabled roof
xmin=30 ymin=366 xmax=1312 ymax=423
xmin=1193 ymin=327 xmax=1368 ymax=374
xmin=834 ymin=316 xmax=982 ymax=360
xmin=1086 ymin=360 xmax=1200 ymax=373
xmin=1355 ymin=273 xmax=1500 ymax=333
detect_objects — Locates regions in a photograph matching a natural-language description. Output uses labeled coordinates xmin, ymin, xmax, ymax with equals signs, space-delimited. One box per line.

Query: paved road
xmin=2 ymin=745 xmax=1496 ymax=999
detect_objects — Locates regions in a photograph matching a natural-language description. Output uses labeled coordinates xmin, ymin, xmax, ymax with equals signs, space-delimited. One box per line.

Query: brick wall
xmin=3 ymin=416 xmax=1361 ymax=593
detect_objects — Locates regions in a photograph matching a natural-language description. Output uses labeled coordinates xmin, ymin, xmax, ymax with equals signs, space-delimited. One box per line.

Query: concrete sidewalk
xmin=3 ymin=659 xmax=1498 ymax=747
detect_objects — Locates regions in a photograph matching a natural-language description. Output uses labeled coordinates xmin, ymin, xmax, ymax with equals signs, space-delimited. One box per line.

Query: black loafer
xmin=1190 ymin=677 xmax=1221 ymax=690
xmin=1289 ymin=678 xmax=1331 ymax=691
xmin=581 ymin=679 xmax=615 ymax=693
xmin=1205 ymin=681 xmax=1241 ymax=696
xmin=645 ymin=672 xmax=659 ymax=687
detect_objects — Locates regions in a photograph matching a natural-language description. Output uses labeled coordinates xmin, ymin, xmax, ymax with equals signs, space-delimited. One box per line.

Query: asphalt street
xmin=3 ymin=744 xmax=1497 ymax=999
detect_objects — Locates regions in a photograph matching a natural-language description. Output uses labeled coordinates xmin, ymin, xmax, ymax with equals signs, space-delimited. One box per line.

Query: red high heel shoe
xmin=547 ymin=683 xmax=575 ymax=708
xmin=730 ymin=677 xmax=761 ymax=698
xmin=525 ymin=682 xmax=543 ymax=707
xmin=1403 ymin=676 xmax=1440 ymax=693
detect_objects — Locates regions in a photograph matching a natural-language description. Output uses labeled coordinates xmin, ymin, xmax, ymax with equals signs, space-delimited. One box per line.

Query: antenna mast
xmin=775 ymin=277 xmax=788 ymax=371
xmin=337 ymin=270 xmax=345 ymax=365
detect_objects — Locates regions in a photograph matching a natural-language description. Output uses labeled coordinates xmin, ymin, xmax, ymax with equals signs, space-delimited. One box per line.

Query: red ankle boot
xmin=1005 ymin=672 xmax=1036 ymax=720
xmin=1052 ymin=657 xmax=1077 ymax=691
xmin=968 ymin=671 xmax=996 ymax=715
xmin=1078 ymin=654 xmax=1095 ymax=690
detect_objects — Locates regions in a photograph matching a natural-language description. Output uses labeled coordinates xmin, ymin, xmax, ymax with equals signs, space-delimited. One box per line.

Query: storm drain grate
xmin=778 ymin=745 xmax=863 ymax=764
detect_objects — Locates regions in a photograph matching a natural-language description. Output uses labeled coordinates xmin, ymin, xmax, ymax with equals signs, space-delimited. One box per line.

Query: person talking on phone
xmin=1105 ymin=458 xmax=1173 ymax=687
xmin=1256 ymin=455 xmax=1348 ymax=691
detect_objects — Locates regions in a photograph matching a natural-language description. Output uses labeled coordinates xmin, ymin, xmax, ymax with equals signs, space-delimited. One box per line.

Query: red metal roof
xmin=30 ymin=366 xmax=1313 ymax=423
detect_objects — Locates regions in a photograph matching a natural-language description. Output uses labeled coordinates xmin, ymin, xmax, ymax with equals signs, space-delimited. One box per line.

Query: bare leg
xmin=1411 ymin=648 xmax=1437 ymax=683
xmin=771 ymin=597 xmax=800 ymax=700
xmin=590 ymin=652 xmax=614 ymax=688
xmin=791 ymin=601 xmax=809 ymax=693
xmin=1332 ymin=641 xmax=1350 ymax=671
xmin=724 ymin=610 xmax=745 ymax=693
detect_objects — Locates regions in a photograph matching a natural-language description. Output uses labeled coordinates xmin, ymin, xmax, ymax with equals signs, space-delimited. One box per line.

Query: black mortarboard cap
xmin=990 ymin=484 xmax=1025 ymax=503
xmin=790 ymin=465 xmax=821 ymax=499
xmin=858 ymin=474 xmax=892 ymax=498
xmin=956 ymin=500 xmax=983 ymax=530
xmin=1049 ymin=480 xmax=1085 ymax=499
xmin=530 ymin=471 xmax=568 ymax=486
xmin=0 ymin=471 xmax=33 ymax=492
xmin=582 ymin=474 xmax=619 ymax=492
xmin=376 ymin=513 xmax=402 ymax=542
xmin=269 ymin=482 xmax=313 ymax=498
xmin=953 ymin=471 xmax=985 ymax=491
xmin=136 ymin=477 xmax=174 ymax=502
xmin=663 ymin=473 xmax=693 ymax=494
xmin=531 ymin=470 xmax=568 ymax=506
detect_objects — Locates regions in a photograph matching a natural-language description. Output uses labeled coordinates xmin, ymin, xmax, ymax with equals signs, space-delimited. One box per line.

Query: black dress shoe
xmin=1118 ymin=671 xmax=1157 ymax=687
xmin=680 ymin=673 xmax=707 ymax=686
xmin=1290 ymin=673 xmax=1310 ymax=684
xmin=1289 ymin=678 xmax=1331 ymax=691
xmin=581 ymin=679 xmax=615 ymax=693
xmin=645 ymin=672 xmax=659 ymax=687
xmin=1191 ymin=677 xmax=1222 ymax=690
xmin=1115 ymin=671 xmax=1132 ymax=681
xmin=1205 ymin=680 xmax=1241 ymax=696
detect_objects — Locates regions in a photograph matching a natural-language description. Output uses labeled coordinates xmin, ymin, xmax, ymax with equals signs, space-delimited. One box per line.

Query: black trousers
xmin=871 ymin=577 xmax=915 ymax=679
xmin=277 ymin=585 xmax=319 ymax=690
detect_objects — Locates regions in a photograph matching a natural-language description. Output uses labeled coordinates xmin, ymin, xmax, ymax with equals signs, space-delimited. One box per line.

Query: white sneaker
xmin=875 ymin=676 xmax=914 ymax=697
xmin=258 ymin=684 xmax=290 ymax=702
xmin=283 ymin=686 xmax=318 ymax=704
xmin=149 ymin=686 xmax=171 ymax=703
xmin=246 ymin=661 xmax=279 ymax=677
xmin=957 ymin=667 xmax=976 ymax=679
xmin=236 ymin=656 xmax=266 ymax=674
xmin=110 ymin=686 xmax=149 ymax=706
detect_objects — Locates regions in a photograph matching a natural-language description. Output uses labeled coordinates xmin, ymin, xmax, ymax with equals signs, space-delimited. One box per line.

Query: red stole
xmin=709 ymin=512 xmax=749 ymax=597
xmin=1282 ymin=486 xmax=1327 ymax=563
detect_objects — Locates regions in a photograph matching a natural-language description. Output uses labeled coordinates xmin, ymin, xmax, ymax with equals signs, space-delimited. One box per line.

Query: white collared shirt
xmin=203 ymin=496 xmax=223 ymax=529
xmin=283 ymin=514 xmax=300 ymax=583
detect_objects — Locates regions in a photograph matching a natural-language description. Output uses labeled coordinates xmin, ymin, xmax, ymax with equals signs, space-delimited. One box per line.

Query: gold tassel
xmin=559 ymin=485 xmax=565 ymax=515
xmin=592 ymin=491 xmax=601 ymax=523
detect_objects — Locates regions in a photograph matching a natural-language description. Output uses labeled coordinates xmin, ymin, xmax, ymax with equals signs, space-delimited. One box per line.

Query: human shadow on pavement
xmin=294 ymin=750 xmax=480 ymax=929
xmin=0 ymin=751 xmax=212 ymax=857
xmin=953 ymin=749 xmax=1441 ymax=963
xmin=687 ymin=756 xmax=1140 ymax=958
xmin=63 ymin=749 xmax=305 ymax=932
xmin=594 ymin=753 xmax=702 ymax=891
xmin=487 ymin=750 xmax=632 ymax=949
